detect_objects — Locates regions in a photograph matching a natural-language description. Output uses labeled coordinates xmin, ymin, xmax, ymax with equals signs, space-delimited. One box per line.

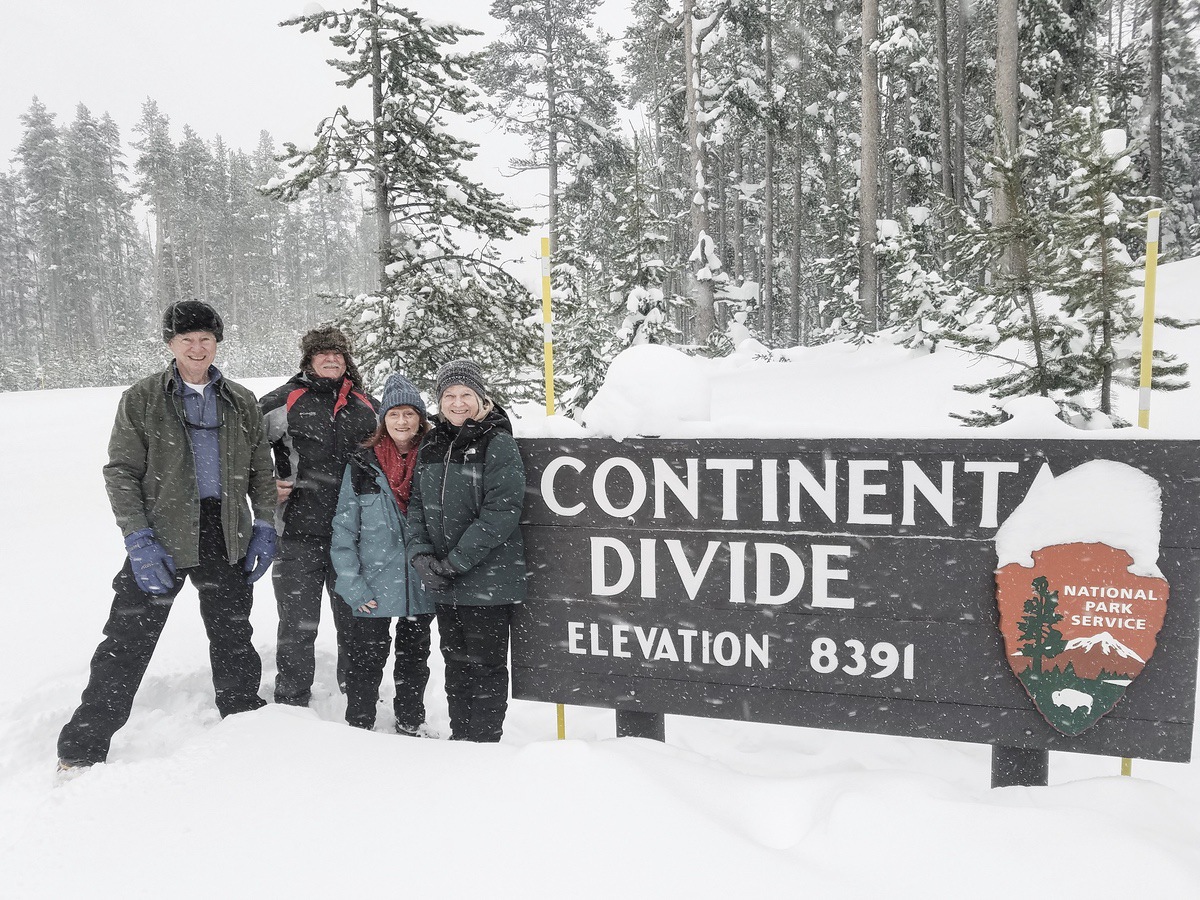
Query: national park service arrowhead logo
xmin=993 ymin=461 xmax=1168 ymax=735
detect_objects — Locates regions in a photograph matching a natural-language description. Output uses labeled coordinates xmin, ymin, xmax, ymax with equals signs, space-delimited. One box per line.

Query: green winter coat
xmin=104 ymin=365 xmax=276 ymax=569
xmin=407 ymin=404 xmax=527 ymax=607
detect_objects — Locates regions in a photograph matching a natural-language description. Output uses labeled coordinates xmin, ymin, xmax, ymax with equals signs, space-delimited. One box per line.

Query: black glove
xmin=413 ymin=554 xmax=455 ymax=592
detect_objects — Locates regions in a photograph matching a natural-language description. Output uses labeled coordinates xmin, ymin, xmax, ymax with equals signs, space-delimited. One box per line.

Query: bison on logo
xmin=995 ymin=542 xmax=1168 ymax=735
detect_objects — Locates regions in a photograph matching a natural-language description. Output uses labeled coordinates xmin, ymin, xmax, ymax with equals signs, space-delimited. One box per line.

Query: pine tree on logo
xmin=1017 ymin=576 xmax=1066 ymax=676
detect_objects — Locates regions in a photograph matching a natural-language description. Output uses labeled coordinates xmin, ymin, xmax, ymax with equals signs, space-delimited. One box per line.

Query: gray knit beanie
xmin=378 ymin=373 xmax=427 ymax=425
xmin=434 ymin=358 xmax=487 ymax=403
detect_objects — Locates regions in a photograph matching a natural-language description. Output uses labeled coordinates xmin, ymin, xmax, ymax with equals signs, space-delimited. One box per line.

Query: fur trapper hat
xmin=162 ymin=300 xmax=223 ymax=343
xmin=300 ymin=325 xmax=363 ymax=386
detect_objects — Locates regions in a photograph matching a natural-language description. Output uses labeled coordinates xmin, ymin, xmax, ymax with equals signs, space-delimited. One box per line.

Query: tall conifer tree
xmin=270 ymin=2 xmax=537 ymax=393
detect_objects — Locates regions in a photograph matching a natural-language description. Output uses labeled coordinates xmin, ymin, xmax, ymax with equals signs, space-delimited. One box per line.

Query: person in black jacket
xmin=259 ymin=327 xmax=378 ymax=705
xmin=408 ymin=358 xmax=528 ymax=742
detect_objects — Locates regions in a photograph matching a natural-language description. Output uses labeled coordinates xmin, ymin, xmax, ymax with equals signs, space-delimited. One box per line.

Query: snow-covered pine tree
xmin=133 ymin=99 xmax=185 ymax=310
xmin=611 ymin=135 xmax=677 ymax=350
xmin=17 ymin=98 xmax=67 ymax=358
xmin=1126 ymin=0 xmax=1200 ymax=255
xmin=269 ymin=2 xmax=538 ymax=396
xmin=1049 ymin=105 xmax=1188 ymax=424
xmin=621 ymin=0 xmax=689 ymax=310
xmin=479 ymin=0 xmax=622 ymax=248
xmin=176 ymin=124 xmax=217 ymax=305
xmin=944 ymin=153 xmax=1082 ymax=426
xmin=60 ymin=105 xmax=152 ymax=381
xmin=678 ymin=0 xmax=736 ymax=347
xmin=62 ymin=106 xmax=114 ymax=359
xmin=0 ymin=169 xmax=40 ymax=388
xmin=875 ymin=212 xmax=963 ymax=351
xmin=868 ymin=8 xmax=952 ymax=345
xmin=93 ymin=112 xmax=151 ymax=358
xmin=479 ymin=0 xmax=626 ymax=413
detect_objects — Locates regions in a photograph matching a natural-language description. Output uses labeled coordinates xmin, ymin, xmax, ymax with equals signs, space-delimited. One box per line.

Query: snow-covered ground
xmin=4 ymin=259 xmax=1200 ymax=897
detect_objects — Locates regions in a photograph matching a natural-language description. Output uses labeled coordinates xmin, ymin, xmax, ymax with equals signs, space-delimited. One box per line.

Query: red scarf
xmin=373 ymin=438 xmax=420 ymax=514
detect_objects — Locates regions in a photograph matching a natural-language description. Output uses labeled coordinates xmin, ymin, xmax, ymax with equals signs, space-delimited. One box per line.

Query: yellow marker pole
xmin=541 ymin=236 xmax=566 ymax=741
xmin=1125 ymin=209 xmax=1162 ymax=778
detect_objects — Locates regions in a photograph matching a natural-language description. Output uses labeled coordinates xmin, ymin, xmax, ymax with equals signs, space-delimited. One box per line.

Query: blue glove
xmin=243 ymin=521 xmax=278 ymax=584
xmin=124 ymin=529 xmax=178 ymax=595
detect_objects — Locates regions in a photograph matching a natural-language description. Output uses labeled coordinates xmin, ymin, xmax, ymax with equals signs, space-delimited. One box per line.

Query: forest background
xmin=2 ymin=0 xmax=1197 ymax=431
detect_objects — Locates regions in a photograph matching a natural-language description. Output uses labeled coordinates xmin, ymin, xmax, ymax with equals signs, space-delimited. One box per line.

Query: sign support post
xmin=1137 ymin=209 xmax=1162 ymax=430
xmin=616 ymin=709 xmax=665 ymax=742
xmin=991 ymin=746 xmax=1049 ymax=788
xmin=541 ymin=237 xmax=565 ymax=741
xmin=1125 ymin=208 xmax=1163 ymax=778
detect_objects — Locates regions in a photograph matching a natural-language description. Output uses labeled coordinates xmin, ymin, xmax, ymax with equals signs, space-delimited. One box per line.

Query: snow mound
xmin=580 ymin=345 xmax=711 ymax=439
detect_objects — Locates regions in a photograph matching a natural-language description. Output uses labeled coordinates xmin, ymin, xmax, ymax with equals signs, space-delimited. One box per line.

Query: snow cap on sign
xmin=994 ymin=459 xmax=1164 ymax=578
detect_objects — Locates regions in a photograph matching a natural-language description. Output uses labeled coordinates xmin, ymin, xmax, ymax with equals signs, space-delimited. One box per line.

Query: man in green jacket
xmin=57 ymin=300 xmax=278 ymax=774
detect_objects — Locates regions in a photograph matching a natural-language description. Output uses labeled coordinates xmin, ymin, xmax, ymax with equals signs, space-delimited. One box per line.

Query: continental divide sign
xmin=511 ymin=438 xmax=1200 ymax=762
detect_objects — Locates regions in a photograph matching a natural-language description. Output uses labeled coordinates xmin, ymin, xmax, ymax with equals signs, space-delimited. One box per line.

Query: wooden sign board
xmin=511 ymin=439 xmax=1200 ymax=762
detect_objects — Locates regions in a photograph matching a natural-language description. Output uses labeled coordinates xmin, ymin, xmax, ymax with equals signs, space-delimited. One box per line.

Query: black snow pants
xmin=272 ymin=534 xmax=355 ymax=705
xmin=436 ymin=603 xmax=513 ymax=743
xmin=344 ymin=612 xmax=434 ymax=731
xmin=58 ymin=500 xmax=265 ymax=765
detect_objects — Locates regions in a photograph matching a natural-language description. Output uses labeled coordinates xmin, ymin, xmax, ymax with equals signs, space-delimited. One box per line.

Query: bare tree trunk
xmin=370 ymin=0 xmax=390 ymax=289
xmin=1148 ymin=0 xmax=1163 ymax=201
xmin=682 ymin=0 xmax=716 ymax=343
xmin=715 ymin=144 xmax=728 ymax=268
xmin=762 ymin=0 xmax=775 ymax=344
xmin=883 ymin=76 xmax=896 ymax=220
xmin=995 ymin=0 xmax=1045 ymax=392
xmin=789 ymin=134 xmax=804 ymax=345
xmin=545 ymin=0 xmax=559 ymax=254
xmin=994 ymin=0 xmax=1019 ymax=223
xmin=954 ymin=0 xmax=968 ymax=208
xmin=935 ymin=0 xmax=954 ymax=200
xmin=732 ymin=140 xmax=745 ymax=275
xmin=859 ymin=0 xmax=880 ymax=329
xmin=151 ymin=213 xmax=164 ymax=307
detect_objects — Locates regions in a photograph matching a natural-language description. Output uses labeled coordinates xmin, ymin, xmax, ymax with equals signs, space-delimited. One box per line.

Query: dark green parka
xmin=104 ymin=365 xmax=276 ymax=568
xmin=406 ymin=404 xmax=527 ymax=606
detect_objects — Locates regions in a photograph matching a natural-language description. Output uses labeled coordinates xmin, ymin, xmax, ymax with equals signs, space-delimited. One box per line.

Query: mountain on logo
xmin=1052 ymin=631 xmax=1146 ymax=679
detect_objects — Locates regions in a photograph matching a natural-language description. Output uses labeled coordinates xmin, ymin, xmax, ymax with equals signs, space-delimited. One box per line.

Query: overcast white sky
xmin=0 ymin=0 xmax=626 ymax=165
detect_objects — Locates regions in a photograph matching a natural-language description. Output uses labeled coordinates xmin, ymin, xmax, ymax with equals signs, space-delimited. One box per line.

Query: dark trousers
xmin=272 ymin=534 xmax=354 ymax=705
xmin=436 ymin=603 xmax=513 ymax=743
xmin=345 ymin=613 xmax=434 ymax=731
xmin=58 ymin=500 xmax=265 ymax=765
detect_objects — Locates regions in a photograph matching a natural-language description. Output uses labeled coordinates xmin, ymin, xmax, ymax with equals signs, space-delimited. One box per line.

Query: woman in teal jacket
xmin=408 ymin=358 xmax=528 ymax=742
xmin=331 ymin=374 xmax=436 ymax=734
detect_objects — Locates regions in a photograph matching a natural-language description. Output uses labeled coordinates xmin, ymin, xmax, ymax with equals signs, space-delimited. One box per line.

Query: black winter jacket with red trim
xmin=260 ymin=372 xmax=378 ymax=538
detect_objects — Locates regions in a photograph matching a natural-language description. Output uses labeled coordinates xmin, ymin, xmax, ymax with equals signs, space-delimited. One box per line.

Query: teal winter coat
xmin=407 ymin=404 xmax=527 ymax=607
xmin=330 ymin=449 xmax=434 ymax=619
